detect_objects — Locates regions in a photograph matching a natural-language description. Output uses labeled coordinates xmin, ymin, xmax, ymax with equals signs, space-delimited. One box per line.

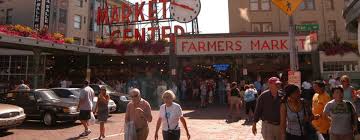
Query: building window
xmin=5 ymin=8 xmax=13 ymax=24
xmin=300 ymin=0 xmax=315 ymax=10
xmin=251 ymin=23 xmax=272 ymax=32
xmin=249 ymin=0 xmax=270 ymax=11
xmin=325 ymin=0 xmax=335 ymax=10
xmin=75 ymin=0 xmax=83 ymax=7
xmin=59 ymin=9 xmax=67 ymax=24
xmin=323 ymin=61 xmax=359 ymax=72
xmin=348 ymin=31 xmax=357 ymax=40
xmin=328 ymin=20 xmax=336 ymax=38
xmin=73 ymin=37 xmax=81 ymax=45
xmin=74 ymin=15 xmax=82 ymax=29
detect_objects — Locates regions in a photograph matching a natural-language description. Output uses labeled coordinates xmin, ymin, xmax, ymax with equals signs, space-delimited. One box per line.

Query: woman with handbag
xmin=323 ymin=86 xmax=357 ymax=140
xmin=280 ymin=84 xmax=308 ymax=140
xmin=155 ymin=90 xmax=191 ymax=140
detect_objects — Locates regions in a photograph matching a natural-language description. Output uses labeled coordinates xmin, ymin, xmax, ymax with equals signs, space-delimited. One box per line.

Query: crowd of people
xmin=7 ymin=72 xmax=360 ymax=140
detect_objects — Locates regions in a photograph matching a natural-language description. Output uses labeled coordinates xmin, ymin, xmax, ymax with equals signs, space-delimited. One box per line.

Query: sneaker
xmin=79 ymin=131 xmax=87 ymax=137
xmin=79 ymin=130 xmax=91 ymax=137
xmin=85 ymin=130 xmax=92 ymax=135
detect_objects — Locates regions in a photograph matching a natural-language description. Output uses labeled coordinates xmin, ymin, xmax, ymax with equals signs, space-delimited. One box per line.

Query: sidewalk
xmin=147 ymin=103 xmax=264 ymax=140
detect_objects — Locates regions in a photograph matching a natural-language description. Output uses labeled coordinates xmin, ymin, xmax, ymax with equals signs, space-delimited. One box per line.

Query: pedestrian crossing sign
xmin=272 ymin=0 xmax=304 ymax=16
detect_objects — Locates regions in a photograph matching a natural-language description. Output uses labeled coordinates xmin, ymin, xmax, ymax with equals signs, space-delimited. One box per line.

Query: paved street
xmin=0 ymin=105 xmax=264 ymax=140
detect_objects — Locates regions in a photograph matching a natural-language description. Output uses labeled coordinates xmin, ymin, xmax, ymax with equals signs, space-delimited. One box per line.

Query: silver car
xmin=51 ymin=88 xmax=117 ymax=113
xmin=0 ymin=103 xmax=26 ymax=132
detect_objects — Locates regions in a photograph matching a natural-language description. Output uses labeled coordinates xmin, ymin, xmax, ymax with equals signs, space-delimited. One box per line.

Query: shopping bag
xmin=89 ymin=112 xmax=96 ymax=125
xmin=124 ymin=121 xmax=137 ymax=140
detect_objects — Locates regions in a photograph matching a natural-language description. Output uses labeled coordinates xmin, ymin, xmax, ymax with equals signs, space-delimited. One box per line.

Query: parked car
xmin=70 ymin=84 xmax=131 ymax=112
xmin=0 ymin=103 xmax=26 ymax=132
xmin=1 ymin=89 xmax=79 ymax=126
xmin=51 ymin=88 xmax=117 ymax=113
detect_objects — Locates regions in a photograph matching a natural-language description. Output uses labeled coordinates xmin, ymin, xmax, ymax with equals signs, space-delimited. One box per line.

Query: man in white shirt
xmin=77 ymin=80 xmax=95 ymax=137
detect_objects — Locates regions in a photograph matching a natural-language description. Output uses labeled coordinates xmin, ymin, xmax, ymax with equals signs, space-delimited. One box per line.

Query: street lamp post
xmin=289 ymin=15 xmax=299 ymax=71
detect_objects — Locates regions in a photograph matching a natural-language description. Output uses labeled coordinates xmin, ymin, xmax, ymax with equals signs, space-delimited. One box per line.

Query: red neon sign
xmin=97 ymin=0 xmax=185 ymax=41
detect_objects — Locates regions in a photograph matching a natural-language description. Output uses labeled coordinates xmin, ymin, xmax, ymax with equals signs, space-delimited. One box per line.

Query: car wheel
xmin=43 ymin=112 xmax=56 ymax=126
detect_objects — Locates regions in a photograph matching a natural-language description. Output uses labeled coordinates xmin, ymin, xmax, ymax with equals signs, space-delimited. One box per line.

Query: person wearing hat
xmin=77 ymin=80 xmax=95 ymax=137
xmin=252 ymin=77 xmax=284 ymax=140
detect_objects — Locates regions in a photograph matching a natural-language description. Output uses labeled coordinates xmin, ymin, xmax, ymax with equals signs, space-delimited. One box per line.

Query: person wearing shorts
xmin=77 ymin=80 xmax=95 ymax=137
xmin=200 ymin=81 xmax=207 ymax=108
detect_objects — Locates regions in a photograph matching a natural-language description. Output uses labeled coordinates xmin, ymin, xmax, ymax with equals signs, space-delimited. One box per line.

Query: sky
xmin=197 ymin=1 xmax=229 ymax=33
xmin=126 ymin=0 xmax=229 ymax=34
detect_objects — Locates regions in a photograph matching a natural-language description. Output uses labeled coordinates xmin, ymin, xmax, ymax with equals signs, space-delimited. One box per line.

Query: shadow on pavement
xmin=15 ymin=120 xmax=80 ymax=130
xmin=0 ymin=131 xmax=14 ymax=137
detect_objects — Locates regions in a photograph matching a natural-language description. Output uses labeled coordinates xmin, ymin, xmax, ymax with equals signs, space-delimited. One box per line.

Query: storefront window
xmin=323 ymin=61 xmax=359 ymax=72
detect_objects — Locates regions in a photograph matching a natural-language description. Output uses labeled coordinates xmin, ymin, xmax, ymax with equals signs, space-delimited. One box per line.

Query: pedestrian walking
xmin=280 ymin=84 xmax=307 ymax=140
xmin=254 ymin=76 xmax=262 ymax=94
xmin=16 ymin=80 xmax=30 ymax=90
xmin=125 ymin=88 xmax=153 ymax=140
xmin=252 ymin=77 xmax=283 ymax=140
xmin=244 ymin=85 xmax=256 ymax=122
xmin=154 ymin=90 xmax=190 ymax=140
xmin=94 ymin=86 xmax=110 ymax=140
xmin=226 ymin=80 xmax=231 ymax=105
xmin=312 ymin=80 xmax=331 ymax=140
xmin=340 ymin=75 xmax=355 ymax=102
xmin=227 ymin=82 xmax=241 ymax=121
xmin=323 ymin=86 xmax=358 ymax=140
xmin=77 ymin=80 xmax=95 ymax=137
xmin=301 ymin=79 xmax=314 ymax=103
xmin=181 ymin=79 xmax=187 ymax=101
xmin=217 ymin=77 xmax=226 ymax=105
xmin=208 ymin=80 xmax=215 ymax=104
xmin=200 ymin=81 xmax=207 ymax=108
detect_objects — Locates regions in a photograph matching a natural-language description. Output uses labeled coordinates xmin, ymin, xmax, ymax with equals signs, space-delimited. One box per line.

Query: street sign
xmin=295 ymin=24 xmax=320 ymax=32
xmin=272 ymin=0 xmax=304 ymax=16
xmin=288 ymin=71 xmax=301 ymax=88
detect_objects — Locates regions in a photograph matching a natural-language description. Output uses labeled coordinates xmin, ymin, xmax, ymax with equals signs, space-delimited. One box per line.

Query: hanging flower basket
xmin=318 ymin=37 xmax=359 ymax=56
xmin=0 ymin=24 xmax=71 ymax=44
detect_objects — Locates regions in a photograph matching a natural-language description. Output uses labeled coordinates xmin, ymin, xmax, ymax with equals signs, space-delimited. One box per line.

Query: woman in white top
xmin=155 ymin=90 xmax=191 ymax=140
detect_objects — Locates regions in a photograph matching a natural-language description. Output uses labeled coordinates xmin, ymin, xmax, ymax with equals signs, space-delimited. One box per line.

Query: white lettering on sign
xmin=176 ymin=35 xmax=313 ymax=55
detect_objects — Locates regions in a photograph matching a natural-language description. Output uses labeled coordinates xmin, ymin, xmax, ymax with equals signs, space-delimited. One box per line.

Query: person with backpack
xmin=323 ymin=86 xmax=358 ymax=140
xmin=244 ymin=84 xmax=256 ymax=122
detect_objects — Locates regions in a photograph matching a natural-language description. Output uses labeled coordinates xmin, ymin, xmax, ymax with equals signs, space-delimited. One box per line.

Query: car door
xmin=16 ymin=91 xmax=39 ymax=118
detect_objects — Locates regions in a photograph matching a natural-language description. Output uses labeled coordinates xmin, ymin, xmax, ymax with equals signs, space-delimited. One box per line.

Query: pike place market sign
xmin=176 ymin=35 xmax=314 ymax=55
xmin=97 ymin=0 xmax=201 ymax=41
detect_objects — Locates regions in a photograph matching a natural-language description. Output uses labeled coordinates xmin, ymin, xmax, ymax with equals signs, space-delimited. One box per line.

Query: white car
xmin=51 ymin=88 xmax=117 ymax=113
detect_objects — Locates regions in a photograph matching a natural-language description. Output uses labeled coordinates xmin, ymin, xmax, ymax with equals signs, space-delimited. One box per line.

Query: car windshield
xmin=69 ymin=89 xmax=81 ymax=98
xmin=38 ymin=90 xmax=60 ymax=100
